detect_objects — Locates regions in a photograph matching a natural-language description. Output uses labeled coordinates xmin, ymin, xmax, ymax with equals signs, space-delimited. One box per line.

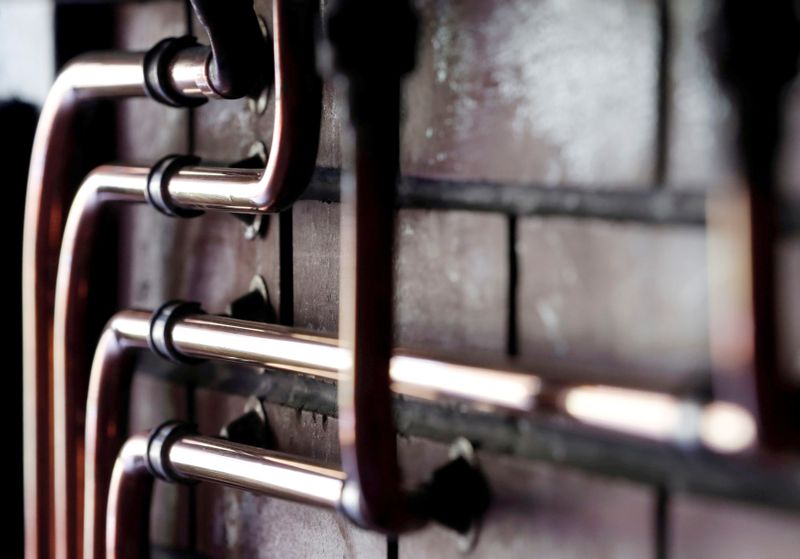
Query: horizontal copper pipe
xmin=56 ymin=1 xmax=321 ymax=550
xmin=29 ymin=48 xmax=218 ymax=559
xmin=83 ymin=307 xmax=758 ymax=557
xmin=104 ymin=431 xmax=343 ymax=559
xmin=22 ymin=51 xmax=148 ymax=559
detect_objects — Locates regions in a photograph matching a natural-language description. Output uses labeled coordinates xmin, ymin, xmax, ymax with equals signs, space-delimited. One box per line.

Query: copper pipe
xmin=165 ymin=0 xmax=321 ymax=214
xmin=22 ymin=52 xmax=147 ymax=559
xmin=325 ymin=0 xmax=420 ymax=533
xmin=104 ymin=435 xmax=153 ymax=559
xmin=104 ymin=431 xmax=343 ymax=559
xmin=82 ymin=308 xmax=757 ymax=557
xmin=52 ymin=2 xmax=319 ymax=554
xmin=168 ymin=436 xmax=344 ymax=506
xmin=82 ymin=312 xmax=150 ymax=559
xmin=54 ymin=164 xmax=148 ymax=559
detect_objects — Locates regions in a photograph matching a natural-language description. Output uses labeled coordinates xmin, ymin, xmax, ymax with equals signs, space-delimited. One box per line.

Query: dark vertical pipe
xmin=712 ymin=0 xmax=800 ymax=449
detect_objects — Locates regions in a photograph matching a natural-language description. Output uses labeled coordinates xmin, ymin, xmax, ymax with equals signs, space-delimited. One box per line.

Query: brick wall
xmin=111 ymin=0 xmax=800 ymax=557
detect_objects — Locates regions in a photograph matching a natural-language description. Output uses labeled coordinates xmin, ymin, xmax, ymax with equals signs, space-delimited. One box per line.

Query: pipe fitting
xmin=148 ymin=301 xmax=205 ymax=364
xmin=144 ymin=37 xmax=210 ymax=107
xmin=145 ymin=421 xmax=198 ymax=483
xmin=146 ymin=155 xmax=203 ymax=218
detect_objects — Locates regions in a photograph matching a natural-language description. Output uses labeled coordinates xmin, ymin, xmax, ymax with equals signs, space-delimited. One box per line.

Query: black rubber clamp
xmin=146 ymin=154 xmax=203 ymax=218
xmin=146 ymin=420 xmax=198 ymax=483
xmin=148 ymin=300 xmax=206 ymax=365
xmin=144 ymin=36 xmax=209 ymax=108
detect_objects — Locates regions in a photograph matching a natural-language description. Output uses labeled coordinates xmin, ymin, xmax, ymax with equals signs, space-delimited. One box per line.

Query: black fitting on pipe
xmin=409 ymin=455 xmax=490 ymax=535
xmin=144 ymin=37 xmax=209 ymax=108
xmin=148 ymin=301 xmax=206 ymax=365
xmin=190 ymin=0 xmax=273 ymax=98
xmin=146 ymin=154 xmax=203 ymax=218
xmin=146 ymin=421 xmax=198 ymax=483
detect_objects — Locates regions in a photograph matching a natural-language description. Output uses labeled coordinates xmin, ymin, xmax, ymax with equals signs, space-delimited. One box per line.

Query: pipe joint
xmin=148 ymin=301 xmax=205 ymax=364
xmin=144 ymin=37 xmax=210 ymax=107
xmin=145 ymin=421 xmax=197 ymax=483
xmin=146 ymin=155 xmax=203 ymax=218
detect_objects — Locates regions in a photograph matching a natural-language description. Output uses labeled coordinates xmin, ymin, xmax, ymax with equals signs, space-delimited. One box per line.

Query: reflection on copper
xmin=104 ymin=435 xmax=152 ymax=559
xmin=53 ymin=2 xmax=321 ymax=555
xmin=562 ymin=385 xmax=756 ymax=453
xmin=22 ymin=52 xmax=146 ymax=559
xmin=84 ymin=309 xmax=762 ymax=558
xmin=166 ymin=0 xmax=321 ymax=214
xmin=103 ymin=432 xmax=343 ymax=559
xmin=170 ymin=436 xmax=345 ymax=508
xmin=51 ymin=166 xmax=147 ymax=559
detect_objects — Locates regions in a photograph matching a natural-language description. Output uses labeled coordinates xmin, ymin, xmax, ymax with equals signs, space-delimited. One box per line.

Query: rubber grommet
xmin=148 ymin=300 xmax=206 ymax=364
xmin=146 ymin=154 xmax=203 ymax=218
xmin=146 ymin=421 xmax=198 ymax=483
xmin=144 ymin=36 xmax=209 ymax=108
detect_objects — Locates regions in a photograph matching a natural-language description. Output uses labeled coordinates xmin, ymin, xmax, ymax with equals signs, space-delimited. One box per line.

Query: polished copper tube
xmin=104 ymin=433 xmax=343 ymax=559
xmin=82 ymin=311 xmax=152 ymax=559
xmin=56 ymin=3 xmax=318 ymax=552
xmin=54 ymin=166 xmax=147 ymax=559
xmin=83 ymin=309 xmax=757 ymax=557
xmin=22 ymin=51 xmax=147 ymax=559
xmin=165 ymin=0 xmax=321 ymax=214
xmin=104 ymin=435 xmax=153 ymax=559
xmin=169 ymin=436 xmax=344 ymax=506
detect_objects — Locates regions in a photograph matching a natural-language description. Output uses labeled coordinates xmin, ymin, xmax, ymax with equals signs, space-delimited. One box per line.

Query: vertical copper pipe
xmin=22 ymin=52 xmax=146 ymax=559
xmin=326 ymin=0 xmax=420 ymax=531
xmin=709 ymin=1 xmax=800 ymax=449
xmin=83 ymin=312 xmax=149 ymax=559
xmin=104 ymin=435 xmax=153 ymax=559
xmin=52 ymin=168 xmax=147 ymax=559
xmin=166 ymin=0 xmax=321 ymax=213
xmin=104 ymin=431 xmax=344 ymax=559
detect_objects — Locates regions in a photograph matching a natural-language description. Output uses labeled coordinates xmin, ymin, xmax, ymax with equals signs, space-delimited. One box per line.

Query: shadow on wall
xmin=1 ymin=99 xmax=39 ymax=559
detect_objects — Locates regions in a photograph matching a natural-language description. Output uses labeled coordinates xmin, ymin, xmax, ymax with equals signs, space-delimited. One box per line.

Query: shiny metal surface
xmin=169 ymin=314 xmax=540 ymax=411
xmin=101 ymin=432 xmax=342 ymax=559
xmin=82 ymin=312 xmax=151 ymax=559
xmin=22 ymin=51 xmax=146 ymax=559
xmin=105 ymin=435 xmax=152 ymax=559
xmin=84 ymin=309 xmax=757 ymax=559
xmin=167 ymin=45 xmax=220 ymax=99
xmin=170 ymin=436 xmax=344 ymax=508
xmin=52 ymin=166 xmax=147 ymax=559
xmin=53 ymin=4 xmax=319 ymax=550
xmin=103 ymin=309 xmax=757 ymax=449
xmin=167 ymin=0 xmax=321 ymax=213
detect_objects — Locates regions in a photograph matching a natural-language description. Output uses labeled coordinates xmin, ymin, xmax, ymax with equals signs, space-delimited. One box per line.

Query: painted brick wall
xmin=109 ymin=0 xmax=800 ymax=557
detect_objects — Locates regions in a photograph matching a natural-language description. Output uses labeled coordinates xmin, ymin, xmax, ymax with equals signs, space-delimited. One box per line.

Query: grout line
xmin=506 ymin=215 xmax=519 ymax=357
xmin=279 ymin=209 xmax=295 ymax=327
xmin=654 ymin=0 xmax=673 ymax=187
xmin=655 ymin=485 xmax=670 ymax=559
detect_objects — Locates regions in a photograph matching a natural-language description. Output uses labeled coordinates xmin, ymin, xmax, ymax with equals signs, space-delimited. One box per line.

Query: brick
xmin=402 ymin=0 xmax=658 ymax=186
xmin=670 ymin=495 xmax=800 ymax=558
xmin=119 ymin=209 xmax=282 ymax=317
xmin=517 ymin=217 xmax=708 ymax=390
xmin=398 ymin=437 xmax=654 ymax=558
xmin=292 ymin=201 xmax=341 ymax=334
xmin=395 ymin=210 xmax=508 ymax=354
xmin=666 ymin=0 xmax=733 ymax=189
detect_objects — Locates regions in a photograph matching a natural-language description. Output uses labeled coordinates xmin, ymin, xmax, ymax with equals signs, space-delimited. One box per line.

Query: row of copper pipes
xmin=21 ymin=1 xmax=790 ymax=559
